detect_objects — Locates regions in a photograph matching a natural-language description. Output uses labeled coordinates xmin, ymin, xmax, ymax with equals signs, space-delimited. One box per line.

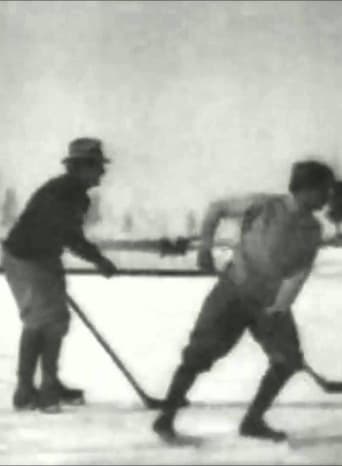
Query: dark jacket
xmin=4 ymin=173 xmax=104 ymax=265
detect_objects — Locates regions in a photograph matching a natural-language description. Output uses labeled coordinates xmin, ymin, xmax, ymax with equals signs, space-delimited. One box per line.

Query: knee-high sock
xmin=159 ymin=365 xmax=198 ymax=422
xmin=167 ymin=365 xmax=197 ymax=403
xmin=41 ymin=326 xmax=64 ymax=388
xmin=244 ymin=364 xmax=295 ymax=421
xmin=17 ymin=327 xmax=42 ymax=389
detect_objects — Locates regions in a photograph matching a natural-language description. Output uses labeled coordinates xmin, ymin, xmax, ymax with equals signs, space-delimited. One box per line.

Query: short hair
xmin=289 ymin=160 xmax=334 ymax=193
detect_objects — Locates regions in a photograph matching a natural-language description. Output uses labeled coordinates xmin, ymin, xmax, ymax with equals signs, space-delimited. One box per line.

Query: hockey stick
xmin=93 ymin=233 xmax=342 ymax=256
xmin=304 ymin=362 xmax=342 ymax=393
xmin=66 ymin=294 xmax=166 ymax=409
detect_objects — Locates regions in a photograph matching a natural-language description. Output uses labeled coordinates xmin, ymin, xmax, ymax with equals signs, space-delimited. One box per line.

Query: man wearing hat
xmin=2 ymin=137 xmax=117 ymax=413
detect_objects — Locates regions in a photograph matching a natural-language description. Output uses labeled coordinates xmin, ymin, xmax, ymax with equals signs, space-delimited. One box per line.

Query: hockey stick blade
xmin=304 ymin=363 xmax=342 ymax=393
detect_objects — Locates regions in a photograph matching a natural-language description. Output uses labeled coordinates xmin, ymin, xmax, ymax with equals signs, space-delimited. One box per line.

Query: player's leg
xmin=13 ymin=326 xmax=42 ymax=410
xmin=240 ymin=362 xmax=295 ymax=441
xmin=2 ymin=250 xmax=43 ymax=410
xmin=153 ymin=277 xmax=248 ymax=440
xmin=38 ymin=265 xmax=84 ymax=410
xmin=243 ymin=310 xmax=303 ymax=441
xmin=39 ymin=321 xmax=68 ymax=413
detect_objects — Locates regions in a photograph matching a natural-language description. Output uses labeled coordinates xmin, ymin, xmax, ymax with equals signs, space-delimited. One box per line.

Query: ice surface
xmin=0 ymin=247 xmax=342 ymax=464
xmin=1 ymin=404 xmax=342 ymax=465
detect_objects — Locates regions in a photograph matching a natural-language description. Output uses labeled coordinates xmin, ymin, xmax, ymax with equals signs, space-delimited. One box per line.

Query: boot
xmin=13 ymin=328 xmax=42 ymax=411
xmin=153 ymin=365 xmax=197 ymax=440
xmin=56 ymin=380 xmax=85 ymax=405
xmin=13 ymin=385 xmax=39 ymax=411
xmin=239 ymin=364 xmax=293 ymax=442
xmin=153 ymin=411 xmax=178 ymax=442
xmin=38 ymin=383 xmax=61 ymax=414
xmin=240 ymin=416 xmax=287 ymax=442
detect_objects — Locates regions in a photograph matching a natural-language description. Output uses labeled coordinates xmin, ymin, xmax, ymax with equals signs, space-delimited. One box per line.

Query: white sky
xmin=1 ymin=1 xmax=342 ymax=227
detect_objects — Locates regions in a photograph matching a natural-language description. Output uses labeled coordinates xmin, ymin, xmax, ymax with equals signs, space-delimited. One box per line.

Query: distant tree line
xmin=85 ymin=192 xmax=200 ymax=238
xmin=0 ymin=187 xmax=200 ymax=239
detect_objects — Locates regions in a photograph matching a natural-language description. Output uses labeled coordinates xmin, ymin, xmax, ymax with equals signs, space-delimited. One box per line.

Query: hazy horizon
xmin=1 ymin=1 xmax=342 ymax=231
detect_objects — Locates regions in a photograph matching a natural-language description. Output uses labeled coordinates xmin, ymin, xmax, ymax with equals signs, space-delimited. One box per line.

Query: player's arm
xmin=265 ymin=265 xmax=312 ymax=315
xmin=198 ymin=193 xmax=271 ymax=271
xmin=61 ymin=204 xmax=117 ymax=276
xmin=66 ymin=227 xmax=117 ymax=276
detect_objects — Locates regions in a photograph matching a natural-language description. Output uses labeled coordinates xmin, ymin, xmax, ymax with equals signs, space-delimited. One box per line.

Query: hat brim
xmin=62 ymin=156 xmax=111 ymax=164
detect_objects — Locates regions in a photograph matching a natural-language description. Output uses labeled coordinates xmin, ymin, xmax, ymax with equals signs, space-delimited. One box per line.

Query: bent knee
xmin=181 ymin=346 xmax=216 ymax=373
xmin=272 ymin=354 xmax=303 ymax=377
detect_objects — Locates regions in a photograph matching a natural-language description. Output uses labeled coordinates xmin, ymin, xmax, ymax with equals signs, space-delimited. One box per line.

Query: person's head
xmin=62 ymin=138 xmax=110 ymax=188
xmin=327 ymin=181 xmax=342 ymax=224
xmin=289 ymin=160 xmax=335 ymax=211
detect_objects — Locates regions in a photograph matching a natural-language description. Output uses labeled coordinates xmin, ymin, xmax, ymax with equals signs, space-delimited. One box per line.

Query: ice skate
xmin=13 ymin=385 xmax=39 ymax=411
xmin=239 ymin=417 xmax=287 ymax=442
xmin=153 ymin=414 xmax=179 ymax=443
xmin=38 ymin=385 xmax=62 ymax=414
xmin=57 ymin=380 xmax=85 ymax=406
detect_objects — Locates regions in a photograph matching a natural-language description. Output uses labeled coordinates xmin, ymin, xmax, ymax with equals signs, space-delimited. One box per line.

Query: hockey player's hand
xmin=97 ymin=257 xmax=118 ymax=277
xmin=197 ymin=248 xmax=215 ymax=272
